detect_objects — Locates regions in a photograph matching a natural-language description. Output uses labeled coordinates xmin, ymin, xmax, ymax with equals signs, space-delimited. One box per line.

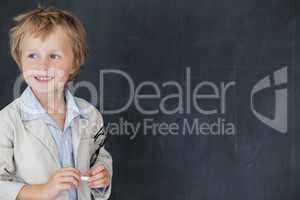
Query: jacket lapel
xmin=23 ymin=119 xmax=61 ymax=167
xmin=72 ymin=117 xmax=90 ymax=169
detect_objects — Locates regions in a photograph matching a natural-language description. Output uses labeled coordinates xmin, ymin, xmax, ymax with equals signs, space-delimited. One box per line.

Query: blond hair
xmin=9 ymin=6 xmax=88 ymax=81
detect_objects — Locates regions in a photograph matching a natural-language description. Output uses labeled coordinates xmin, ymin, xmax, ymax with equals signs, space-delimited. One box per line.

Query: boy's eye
xmin=28 ymin=53 xmax=38 ymax=59
xmin=50 ymin=54 xmax=61 ymax=60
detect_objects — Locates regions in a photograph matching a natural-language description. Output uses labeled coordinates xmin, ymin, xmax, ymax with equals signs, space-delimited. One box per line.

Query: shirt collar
xmin=64 ymin=88 xmax=83 ymax=128
xmin=19 ymin=86 xmax=87 ymax=129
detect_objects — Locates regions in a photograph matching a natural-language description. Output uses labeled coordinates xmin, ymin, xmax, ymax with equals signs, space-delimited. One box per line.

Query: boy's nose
xmin=39 ymin=58 xmax=50 ymax=69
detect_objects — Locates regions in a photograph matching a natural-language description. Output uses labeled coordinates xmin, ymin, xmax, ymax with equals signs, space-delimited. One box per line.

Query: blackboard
xmin=0 ymin=0 xmax=299 ymax=199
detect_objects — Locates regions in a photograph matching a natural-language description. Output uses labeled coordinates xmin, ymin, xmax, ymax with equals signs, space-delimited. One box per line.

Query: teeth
xmin=35 ymin=76 xmax=54 ymax=81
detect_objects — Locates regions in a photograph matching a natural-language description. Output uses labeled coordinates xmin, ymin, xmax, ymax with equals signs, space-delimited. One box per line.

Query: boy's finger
xmin=59 ymin=171 xmax=81 ymax=182
xmin=91 ymin=165 xmax=105 ymax=175
xmin=88 ymin=180 xmax=106 ymax=188
xmin=81 ymin=172 xmax=89 ymax=176
xmin=88 ymin=171 xmax=106 ymax=182
xmin=62 ymin=167 xmax=81 ymax=175
xmin=88 ymin=177 xmax=110 ymax=188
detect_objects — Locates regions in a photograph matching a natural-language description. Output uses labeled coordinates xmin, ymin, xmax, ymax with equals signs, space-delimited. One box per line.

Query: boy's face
xmin=20 ymin=26 xmax=74 ymax=94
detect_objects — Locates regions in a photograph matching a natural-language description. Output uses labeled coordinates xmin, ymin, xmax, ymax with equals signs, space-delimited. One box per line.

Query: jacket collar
xmin=19 ymin=86 xmax=88 ymax=129
xmin=17 ymin=86 xmax=90 ymax=167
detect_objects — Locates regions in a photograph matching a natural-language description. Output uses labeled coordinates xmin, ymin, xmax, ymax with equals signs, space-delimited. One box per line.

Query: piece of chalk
xmin=81 ymin=176 xmax=89 ymax=181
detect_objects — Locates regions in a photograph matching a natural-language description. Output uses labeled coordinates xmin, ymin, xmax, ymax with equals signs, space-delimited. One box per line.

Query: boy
xmin=0 ymin=7 xmax=112 ymax=200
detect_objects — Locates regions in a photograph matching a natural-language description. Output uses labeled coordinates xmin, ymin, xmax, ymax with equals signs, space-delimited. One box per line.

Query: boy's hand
xmin=44 ymin=167 xmax=81 ymax=199
xmin=84 ymin=165 xmax=110 ymax=189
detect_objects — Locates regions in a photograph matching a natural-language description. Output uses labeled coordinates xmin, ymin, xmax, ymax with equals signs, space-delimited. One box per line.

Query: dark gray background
xmin=0 ymin=0 xmax=299 ymax=199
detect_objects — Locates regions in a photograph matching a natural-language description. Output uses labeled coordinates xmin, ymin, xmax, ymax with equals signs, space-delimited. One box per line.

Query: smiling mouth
xmin=34 ymin=75 xmax=55 ymax=82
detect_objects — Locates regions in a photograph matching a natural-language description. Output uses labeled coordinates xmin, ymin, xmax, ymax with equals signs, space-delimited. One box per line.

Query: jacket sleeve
xmin=0 ymin=117 xmax=26 ymax=200
xmin=90 ymin=146 xmax=113 ymax=200
xmin=89 ymin=110 xmax=113 ymax=200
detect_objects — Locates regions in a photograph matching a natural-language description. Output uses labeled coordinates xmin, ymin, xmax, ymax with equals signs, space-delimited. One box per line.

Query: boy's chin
xmin=29 ymin=84 xmax=65 ymax=94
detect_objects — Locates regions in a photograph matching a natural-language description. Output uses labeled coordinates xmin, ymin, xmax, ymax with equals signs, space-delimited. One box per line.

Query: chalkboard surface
xmin=0 ymin=0 xmax=299 ymax=199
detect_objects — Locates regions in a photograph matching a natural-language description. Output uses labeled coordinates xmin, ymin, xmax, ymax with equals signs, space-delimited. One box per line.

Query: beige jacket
xmin=0 ymin=95 xmax=112 ymax=200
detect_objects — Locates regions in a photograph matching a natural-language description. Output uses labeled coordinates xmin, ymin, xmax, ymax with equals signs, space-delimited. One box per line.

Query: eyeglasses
xmin=90 ymin=126 xmax=108 ymax=167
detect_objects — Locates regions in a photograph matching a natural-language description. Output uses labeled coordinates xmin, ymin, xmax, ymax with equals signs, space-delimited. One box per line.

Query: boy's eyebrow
xmin=26 ymin=49 xmax=37 ymax=52
xmin=23 ymin=48 xmax=39 ymax=52
xmin=25 ymin=49 xmax=62 ymax=53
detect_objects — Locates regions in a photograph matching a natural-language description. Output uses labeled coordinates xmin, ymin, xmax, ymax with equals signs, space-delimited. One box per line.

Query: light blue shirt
xmin=20 ymin=86 xmax=84 ymax=200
